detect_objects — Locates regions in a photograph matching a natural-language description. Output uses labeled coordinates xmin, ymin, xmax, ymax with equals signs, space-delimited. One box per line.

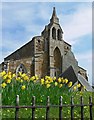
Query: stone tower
xmin=34 ymin=7 xmax=78 ymax=78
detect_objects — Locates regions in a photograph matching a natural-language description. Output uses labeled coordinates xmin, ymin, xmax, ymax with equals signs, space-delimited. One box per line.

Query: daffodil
xmin=59 ymin=84 xmax=63 ymax=88
xmin=35 ymin=75 xmax=39 ymax=80
xmin=6 ymin=79 xmax=11 ymax=84
xmin=77 ymin=83 xmax=81 ymax=88
xmin=65 ymin=78 xmax=68 ymax=84
xmin=84 ymin=86 xmax=86 ymax=89
xmin=3 ymin=75 xmax=8 ymax=80
xmin=68 ymin=82 xmax=72 ymax=87
xmin=61 ymin=78 xmax=65 ymax=83
xmin=21 ymin=85 xmax=26 ymax=90
xmin=73 ymin=86 xmax=77 ymax=90
xmin=12 ymin=73 xmax=16 ymax=78
xmin=8 ymin=72 xmax=11 ymax=75
xmin=45 ymin=80 xmax=49 ymax=84
xmin=53 ymin=77 xmax=56 ymax=81
xmin=1 ymin=82 xmax=7 ymax=88
xmin=58 ymin=78 xmax=61 ymax=83
xmin=0 ymin=71 xmax=6 ymax=77
xmin=54 ymin=82 xmax=58 ymax=86
xmin=24 ymin=76 xmax=29 ymax=81
xmin=21 ymin=73 xmax=26 ymax=78
xmin=41 ymin=78 xmax=44 ymax=85
xmin=20 ymin=79 xmax=23 ymax=83
xmin=16 ymin=77 xmax=21 ymax=81
xmin=30 ymin=76 xmax=35 ymax=81
xmin=8 ymin=74 xmax=12 ymax=79
xmin=46 ymin=84 xmax=50 ymax=88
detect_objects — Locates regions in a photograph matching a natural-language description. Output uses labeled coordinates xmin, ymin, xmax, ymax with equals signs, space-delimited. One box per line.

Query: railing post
xmin=59 ymin=96 xmax=63 ymax=120
xmin=15 ymin=95 xmax=19 ymax=120
xmin=89 ymin=96 xmax=92 ymax=120
xmin=71 ymin=96 xmax=74 ymax=120
xmin=32 ymin=96 xmax=35 ymax=120
xmin=80 ymin=96 xmax=84 ymax=120
xmin=46 ymin=96 xmax=50 ymax=120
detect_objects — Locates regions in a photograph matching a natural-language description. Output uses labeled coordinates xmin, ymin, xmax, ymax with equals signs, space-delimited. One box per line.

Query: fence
xmin=0 ymin=95 xmax=94 ymax=120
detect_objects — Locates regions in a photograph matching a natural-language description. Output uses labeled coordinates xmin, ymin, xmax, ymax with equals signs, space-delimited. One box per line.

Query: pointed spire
xmin=50 ymin=7 xmax=59 ymax=24
xmin=52 ymin=7 xmax=57 ymax=17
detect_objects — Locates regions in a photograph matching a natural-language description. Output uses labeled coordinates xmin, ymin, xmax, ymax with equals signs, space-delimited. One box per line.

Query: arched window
xmin=52 ymin=27 xmax=56 ymax=39
xmin=57 ymin=29 xmax=61 ymax=40
xmin=16 ymin=64 xmax=27 ymax=75
xmin=54 ymin=47 xmax=62 ymax=77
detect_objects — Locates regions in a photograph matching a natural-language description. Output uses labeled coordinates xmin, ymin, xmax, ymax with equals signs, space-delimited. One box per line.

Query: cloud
xmin=59 ymin=3 xmax=92 ymax=45
xmin=1 ymin=2 xmax=92 ymax=85
xmin=75 ymin=51 xmax=92 ymax=85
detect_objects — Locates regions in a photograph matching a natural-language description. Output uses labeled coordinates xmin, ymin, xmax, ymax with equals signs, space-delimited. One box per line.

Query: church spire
xmin=50 ymin=7 xmax=59 ymax=24
xmin=52 ymin=7 xmax=57 ymax=17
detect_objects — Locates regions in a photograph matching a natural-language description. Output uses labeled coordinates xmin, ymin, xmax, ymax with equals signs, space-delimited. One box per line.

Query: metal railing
xmin=0 ymin=95 xmax=93 ymax=120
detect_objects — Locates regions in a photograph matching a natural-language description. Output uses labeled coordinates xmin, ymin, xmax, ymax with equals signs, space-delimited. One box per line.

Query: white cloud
xmin=75 ymin=51 xmax=92 ymax=85
xmin=59 ymin=4 xmax=92 ymax=45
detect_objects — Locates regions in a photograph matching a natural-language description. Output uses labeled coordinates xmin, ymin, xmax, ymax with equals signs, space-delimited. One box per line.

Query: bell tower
xmin=48 ymin=7 xmax=64 ymax=77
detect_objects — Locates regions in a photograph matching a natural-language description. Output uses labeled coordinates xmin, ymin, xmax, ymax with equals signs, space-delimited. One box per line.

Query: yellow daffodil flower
xmin=41 ymin=78 xmax=44 ymax=85
xmin=55 ymin=82 xmax=58 ymax=86
xmin=20 ymin=79 xmax=23 ymax=83
xmin=3 ymin=75 xmax=8 ymax=80
xmin=46 ymin=84 xmax=50 ymax=88
xmin=8 ymin=72 xmax=11 ymax=75
xmin=73 ymin=86 xmax=77 ymax=90
xmin=68 ymin=82 xmax=72 ymax=87
xmin=16 ymin=77 xmax=21 ymax=81
xmin=53 ymin=77 xmax=56 ymax=81
xmin=6 ymin=79 xmax=11 ymax=84
xmin=21 ymin=85 xmax=26 ymax=90
xmin=65 ymin=79 xmax=68 ymax=84
xmin=30 ymin=76 xmax=35 ymax=81
xmin=59 ymin=84 xmax=63 ymax=88
xmin=1 ymin=82 xmax=7 ymax=88
xmin=24 ymin=76 xmax=29 ymax=81
xmin=8 ymin=74 xmax=12 ymax=79
xmin=77 ymin=83 xmax=81 ymax=88
xmin=45 ymin=80 xmax=49 ymax=84
xmin=0 ymin=71 xmax=6 ymax=77
xmin=58 ymin=78 xmax=61 ymax=83
xmin=21 ymin=73 xmax=26 ymax=78
xmin=12 ymin=74 xmax=16 ymax=78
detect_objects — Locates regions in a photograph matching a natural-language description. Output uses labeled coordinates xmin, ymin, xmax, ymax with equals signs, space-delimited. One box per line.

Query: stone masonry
xmin=2 ymin=7 xmax=88 ymax=80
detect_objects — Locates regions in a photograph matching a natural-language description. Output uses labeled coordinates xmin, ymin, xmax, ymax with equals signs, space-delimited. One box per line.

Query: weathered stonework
xmin=2 ymin=7 xmax=88 ymax=81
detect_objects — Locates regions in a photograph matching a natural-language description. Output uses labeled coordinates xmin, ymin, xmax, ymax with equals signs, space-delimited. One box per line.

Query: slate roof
xmin=78 ymin=74 xmax=94 ymax=92
xmin=59 ymin=66 xmax=77 ymax=84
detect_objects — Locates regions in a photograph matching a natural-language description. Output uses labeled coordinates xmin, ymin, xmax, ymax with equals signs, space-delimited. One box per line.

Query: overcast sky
xmin=1 ymin=2 xmax=93 ymax=85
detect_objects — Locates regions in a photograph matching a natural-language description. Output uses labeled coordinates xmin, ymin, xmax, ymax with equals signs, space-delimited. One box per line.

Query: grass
xmin=0 ymin=71 xmax=94 ymax=119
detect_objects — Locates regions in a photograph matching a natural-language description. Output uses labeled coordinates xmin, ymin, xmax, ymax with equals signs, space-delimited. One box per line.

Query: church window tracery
xmin=16 ymin=64 xmax=27 ymax=75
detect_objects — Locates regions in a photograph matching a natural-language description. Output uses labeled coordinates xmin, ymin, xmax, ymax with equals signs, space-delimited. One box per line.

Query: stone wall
xmin=8 ymin=58 xmax=33 ymax=76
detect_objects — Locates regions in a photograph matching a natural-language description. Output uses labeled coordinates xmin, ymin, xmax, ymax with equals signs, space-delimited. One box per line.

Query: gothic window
xmin=52 ymin=27 xmax=56 ymax=39
xmin=16 ymin=64 xmax=27 ymax=75
xmin=57 ymin=29 xmax=61 ymax=40
xmin=54 ymin=47 xmax=62 ymax=77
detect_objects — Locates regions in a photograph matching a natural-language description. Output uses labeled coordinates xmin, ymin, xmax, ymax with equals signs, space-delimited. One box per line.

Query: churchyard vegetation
xmin=0 ymin=71 xmax=93 ymax=119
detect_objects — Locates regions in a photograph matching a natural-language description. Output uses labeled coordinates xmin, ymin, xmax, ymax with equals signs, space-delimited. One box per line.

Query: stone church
xmin=1 ymin=7 xmax=88 ymax=81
